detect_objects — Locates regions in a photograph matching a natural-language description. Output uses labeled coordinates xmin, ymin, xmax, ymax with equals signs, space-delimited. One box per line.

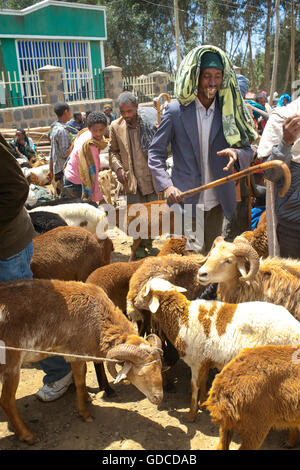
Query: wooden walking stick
xmin=180 ymin=160 xmax=291 ymax=199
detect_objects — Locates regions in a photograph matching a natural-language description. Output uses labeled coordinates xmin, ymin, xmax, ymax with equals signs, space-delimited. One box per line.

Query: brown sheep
xmin=31 ymin=226 xmax=114 ymax=282
xmin=86 ymin=237 xmax=188 ymax=313
xmin=0 ymin=279 xmax=163 ymax=444
xmin=234 ymin=210 xmax=268 ymax=258
xmin=204 ymin=345 xmax=300 ymax=450
xmin=31 ymin=225 xmax=114 ymax=396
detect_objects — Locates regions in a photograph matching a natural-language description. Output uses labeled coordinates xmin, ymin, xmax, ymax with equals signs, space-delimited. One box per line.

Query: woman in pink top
xmin=62 ymin=111 xmax=108 ymax=202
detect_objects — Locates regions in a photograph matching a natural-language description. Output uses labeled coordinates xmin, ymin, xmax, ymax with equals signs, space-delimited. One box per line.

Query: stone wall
xmin=0 ymin=100 xmax=113 ymax=130
xmin=0 ymin=65 xmax=169 ymax=130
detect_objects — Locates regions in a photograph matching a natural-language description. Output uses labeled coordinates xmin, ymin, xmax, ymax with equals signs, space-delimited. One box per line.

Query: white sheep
xmin=23 ymin=163 xmax=50 ymax=185
xmin=29 ymin=202 xmax=107 ymax=234
xmin=133 ymin=277 xmax=300 ymax=422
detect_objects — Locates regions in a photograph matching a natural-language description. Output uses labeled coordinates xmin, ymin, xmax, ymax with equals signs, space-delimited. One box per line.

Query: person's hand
xmin=282 ymin=114 xmax=300 ymax=146
xmin=217 ymin=148 xmax=238 ymax=172
xmin=165 ymin=185 xmax=183 ymax=204
xmin=46 ymin=170 xmax=53 ymax=182
xmin=116 ymin=168 xmax=128 ymax=185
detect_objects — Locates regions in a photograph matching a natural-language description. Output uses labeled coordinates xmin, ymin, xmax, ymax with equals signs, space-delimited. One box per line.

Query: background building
xmin=0 ymin=0 xmax=107 ymax=107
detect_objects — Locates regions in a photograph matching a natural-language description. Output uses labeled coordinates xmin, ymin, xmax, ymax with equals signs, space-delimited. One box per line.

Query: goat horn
xmin=106 ymin=343 xmax=153 ymax=379
xmin=232 ymin=242 xmax=260 ymax=281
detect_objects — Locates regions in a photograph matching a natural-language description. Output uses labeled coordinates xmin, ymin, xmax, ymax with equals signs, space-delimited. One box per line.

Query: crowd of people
xmin=1 ymin=43 xmax=299 ymax=404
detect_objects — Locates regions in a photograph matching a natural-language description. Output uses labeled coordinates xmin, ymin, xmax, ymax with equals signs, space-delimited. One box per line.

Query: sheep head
xmin=134 ymin=278 xmax=187 ymax=314
xmin=106 ymin=334 xmax=163 ymax=405
xmin=197 ymin=236 xmax=260 ymax=285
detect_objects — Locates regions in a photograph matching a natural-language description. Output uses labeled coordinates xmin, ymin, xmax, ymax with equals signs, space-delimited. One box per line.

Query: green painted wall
xmin=0 ymin=5 xmax=106 ymax=39
xmin=90 ymin=41 xmax=102 ymax=70
xmin=90 ymin=41 xmax=104 ymax=99
xmin=0 ymin=38 xmax=23 ymax=107
xmin=1 ymin=39 xmax=19 ymax=72
xmin=0 ymin=4 xmax=107 ymax=107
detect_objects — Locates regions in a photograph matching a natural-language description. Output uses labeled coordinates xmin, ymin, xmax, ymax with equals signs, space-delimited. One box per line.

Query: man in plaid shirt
xmin=48 ymin=102 xmax=72 ymax=195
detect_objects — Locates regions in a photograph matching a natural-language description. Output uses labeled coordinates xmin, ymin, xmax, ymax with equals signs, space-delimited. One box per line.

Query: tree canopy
xmin=0 ymin=0 xmax=299 ymax=94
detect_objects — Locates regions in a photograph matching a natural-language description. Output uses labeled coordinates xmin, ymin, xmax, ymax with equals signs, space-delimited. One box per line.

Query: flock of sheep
xmin=0 ymin=177 xmax=300 ymax=450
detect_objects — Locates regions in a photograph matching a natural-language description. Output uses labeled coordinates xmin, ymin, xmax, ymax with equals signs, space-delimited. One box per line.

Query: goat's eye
xmin=223 ymin=259 xmax=232 ymax=264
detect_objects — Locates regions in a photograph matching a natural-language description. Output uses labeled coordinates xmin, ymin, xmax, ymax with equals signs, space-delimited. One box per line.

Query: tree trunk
xmin=269 ymin=0 xmax=280 ymax=106
xmin=174 ymin=0 xmax=181 ymax=70
xmin=242 ymin=42 xmax=249 ymax=68
xmin=247 ymin=26 xmax=256 ymax=90
xmin=202 ymin=0 xmax=207 ymax=44
xmin=283 ymin=52 xmax=292 ymax=93
xmin=264 ymin=0 xmax=272 ymax=93
xmin=290 ymin=0 xmax=296 ymax=95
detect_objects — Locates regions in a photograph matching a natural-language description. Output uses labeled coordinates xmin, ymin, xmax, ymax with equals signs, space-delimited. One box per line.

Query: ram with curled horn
xmin=106 ymin=334 xmax=163 ymax=404
xmin=197 ymin=236 xmax=300 ymax=323
xmin=230 ymin=240 xmax=260 ymax=281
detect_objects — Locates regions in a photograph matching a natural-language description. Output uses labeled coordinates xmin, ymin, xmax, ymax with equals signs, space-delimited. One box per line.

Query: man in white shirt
xmin=148 ymin=49 xmax=254 ymax=253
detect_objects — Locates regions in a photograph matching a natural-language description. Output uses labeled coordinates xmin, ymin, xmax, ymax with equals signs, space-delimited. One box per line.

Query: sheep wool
xmin=180 ymin=299 xmax=300 ymax=369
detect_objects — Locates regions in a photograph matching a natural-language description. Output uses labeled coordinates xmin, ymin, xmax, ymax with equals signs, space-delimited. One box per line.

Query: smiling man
xmin=148 ymin=46 xmax=256 ymax=254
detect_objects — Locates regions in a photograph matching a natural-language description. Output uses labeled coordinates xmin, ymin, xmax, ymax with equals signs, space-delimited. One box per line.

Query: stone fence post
xmin=148 ymin=71 xmax=168 ymax=97
xmin=38 ymin=65 xmax=65 ymax=105
xmin=102 ymin=66 xmax=123 ymax=113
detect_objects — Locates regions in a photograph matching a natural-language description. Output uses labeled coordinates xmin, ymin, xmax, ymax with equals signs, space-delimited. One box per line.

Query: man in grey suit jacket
xmin=148 ymin=49 xmax=254 ymax=253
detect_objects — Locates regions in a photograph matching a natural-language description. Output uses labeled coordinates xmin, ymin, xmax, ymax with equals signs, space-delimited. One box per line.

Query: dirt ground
xmin=0 ymin=231 xmax=298 ymax=451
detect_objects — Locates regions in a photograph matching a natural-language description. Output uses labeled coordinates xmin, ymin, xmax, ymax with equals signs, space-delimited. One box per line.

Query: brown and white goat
xmin=31 ymin=225 xmax=114 ymax=281
xmin=0 ymin=279 xmax=163 ymax=444
xmin=197 ymin=236 xmax=300 ymax=322
xmin=204 ymin=345 xmax=300 ymax=450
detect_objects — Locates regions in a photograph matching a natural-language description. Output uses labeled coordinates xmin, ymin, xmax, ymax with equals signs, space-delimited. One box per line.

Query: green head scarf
xmin=174 ymin=45 xmax=257 ymax=147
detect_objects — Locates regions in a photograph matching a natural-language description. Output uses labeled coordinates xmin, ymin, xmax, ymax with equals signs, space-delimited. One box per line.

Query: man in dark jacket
xmin=0 ymin=133 xmax=35 ymax=276
xmin=148 ymin=47 xmax=255 ymax=254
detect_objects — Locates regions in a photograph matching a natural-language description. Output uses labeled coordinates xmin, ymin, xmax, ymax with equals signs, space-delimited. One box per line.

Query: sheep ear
xmin=237 ymin=259 xmax=248 ymax=278
xmin=113 ymin=361 xmax=132 ymax=384
xmin=176 ymin=285 xmax=187 ymax=293
xmin=149 ymin=295 xmax=160 ymax=313
xmin=142 ymin=282 xmax=151 ymax=297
